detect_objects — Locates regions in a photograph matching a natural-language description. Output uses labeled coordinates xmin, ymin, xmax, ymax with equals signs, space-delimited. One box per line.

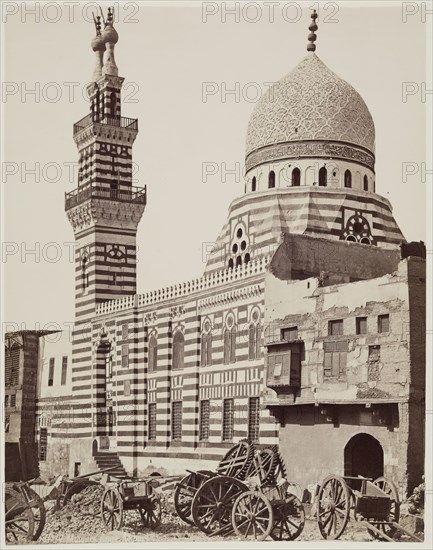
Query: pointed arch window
xmin=363 ymin=175 xmax=368 ymax=191
xmin=248 ymin=324 xmax=261 ymax=360
xmin=319 ymin=167 xmax=327 ymax=187
xmin=268 ymin=171 xmax=275 ymax=189
xmin=224 ymin=328 xmax=237 ymax=364
xmin=252 ymin=176 xmax=257 ymax=192
xmin=201 ymin=332 xmax=213 ymax=367
xmin=344 ymin=170 xmax=352 ymax=188
xmin=148 ymin=335 xmax=158 ymax=373
xmin=291 ymin=167 xmax=301 ymax=186
xmin=172 ymin=331 xmax=184 ymax=370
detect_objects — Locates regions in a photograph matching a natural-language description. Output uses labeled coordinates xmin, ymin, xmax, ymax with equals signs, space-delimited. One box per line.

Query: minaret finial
xmin=101 ymin=6 xmax=119 ymax=77
xmin=307 ymin=10 xmax=318 ymax=52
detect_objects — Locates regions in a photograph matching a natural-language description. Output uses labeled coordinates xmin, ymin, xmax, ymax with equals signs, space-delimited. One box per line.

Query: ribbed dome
xmin=246 ymin=53 xmax=375 ymax=160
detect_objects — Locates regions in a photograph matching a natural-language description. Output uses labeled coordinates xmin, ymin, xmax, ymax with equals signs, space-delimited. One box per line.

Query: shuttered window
xmin=148 ymin=403 xmax=156 ymax=440
xmin=5 ymin=346 xmax=20 ymax=387
xmin=222 ymin=398 xmax=234 ymax=441
xmin=248 ymin=324 xmax=261 ymax=360
xmin=39 ymin=428 xmax=48 ymax=461
xmin=323 ymin=341 xmax=348 ymax=379
xmin=199 ymin=400 xmax=210 ymax=441
xmin=248 ymin=397 xmax=260 ymax=442
xmin=172 ymin=402 xmax=182 ymax=441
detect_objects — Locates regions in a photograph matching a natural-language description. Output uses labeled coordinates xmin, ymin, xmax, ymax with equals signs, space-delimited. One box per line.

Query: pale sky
xmin=2 ymin=1 xmax=429 ymax=328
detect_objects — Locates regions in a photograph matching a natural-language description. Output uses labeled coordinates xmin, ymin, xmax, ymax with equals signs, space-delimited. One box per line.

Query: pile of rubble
xmin=400 ymin=479 xmax=425 ymax=538
xmin=39 ymin=485 xmax=106 ymax=544
xmin=37 ymin=484 xmax=197 ymax=544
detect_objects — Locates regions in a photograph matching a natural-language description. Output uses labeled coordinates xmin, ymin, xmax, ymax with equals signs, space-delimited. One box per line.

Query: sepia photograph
xmin=1 ymin=0 xmax=431 ymax=547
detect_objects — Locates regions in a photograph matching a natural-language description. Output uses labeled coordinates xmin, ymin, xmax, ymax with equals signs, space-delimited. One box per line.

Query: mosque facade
xmin=33 ymin=10 xmax=425 ymax=497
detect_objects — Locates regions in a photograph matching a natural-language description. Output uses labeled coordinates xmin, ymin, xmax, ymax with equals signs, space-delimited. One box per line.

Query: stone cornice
xmin=66 ymin=198 xmax=145 ymax=233
xmin=245 ymin=140 xmax=375 ymax=172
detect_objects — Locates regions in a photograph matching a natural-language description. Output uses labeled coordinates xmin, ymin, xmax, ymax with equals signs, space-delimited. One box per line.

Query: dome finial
xmin=307 ymin=10 xmax=318 ymax=52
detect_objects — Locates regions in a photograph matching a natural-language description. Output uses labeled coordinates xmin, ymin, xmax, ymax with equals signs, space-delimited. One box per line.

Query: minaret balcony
xmin=65 ymin=183 xmax=146 ymax=211
xmin=73 ymin=114 xmax=138 ymax=137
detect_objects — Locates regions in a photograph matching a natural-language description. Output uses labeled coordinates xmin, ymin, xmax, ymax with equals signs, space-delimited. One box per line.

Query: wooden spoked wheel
xmin=19 ymin=485 xmax=46 ymax=541
xmin=270 ymin=493 xmax=305 ymax=541
xmin=252 ymin=448 xmax=277 ymax=484
xmin=139 ymin=497 xmax=162 ymax=530
xmin=5 ymin=487 xmax=35 ymax=543
xmin=368 ymin=476 xmax=400 ymax=540
xmin=101 ymin=487 xmax=124 ymax=530
xmin=317 ymin=475 xmax=350 ymax=540
xmin=192 ymin=476 xmax=247 ymax=535
xmin=232 ymin=490 xmax=273 ymax=541
xmin=217 ymin=441 xmax=253 ymax=479
xmin=174 ymin=470 xmax=214 ymax=525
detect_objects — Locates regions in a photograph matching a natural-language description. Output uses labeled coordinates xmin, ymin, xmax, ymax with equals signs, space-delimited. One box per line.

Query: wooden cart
xmin=174 ymin=441 xmax=305 ymax=541
xmin=100 ymin=474 xmax=171 ymax=531
xmin=5 ymin=481 xmax=47 ymax=543
xmin=316 ymin=474 xmax=422 ymax=542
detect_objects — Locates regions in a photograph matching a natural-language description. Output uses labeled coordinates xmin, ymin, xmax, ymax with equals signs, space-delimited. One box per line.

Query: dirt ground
xmin=30 ymin=485 xmax=382 ymax=545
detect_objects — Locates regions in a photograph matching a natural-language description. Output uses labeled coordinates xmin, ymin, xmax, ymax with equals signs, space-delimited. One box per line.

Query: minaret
xmin=65 ymin=7 xmax=146 ymax=321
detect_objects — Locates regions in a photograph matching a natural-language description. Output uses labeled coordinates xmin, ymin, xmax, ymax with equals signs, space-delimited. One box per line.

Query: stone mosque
xmin=5 ymin=9 xmax=425 ymax=498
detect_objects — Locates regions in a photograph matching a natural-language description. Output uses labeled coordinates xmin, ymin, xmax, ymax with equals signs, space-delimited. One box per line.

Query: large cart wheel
xmin=17 ymin=485 xmax=46 ymax=541
xmin=317 ymin=475 xmax=350 ymax=540
xmin=174 ymin=470 xmax=214 ymax=525
xmin=368 ymin=477 xmax=400 ymax=540
xmin=273 ymin=446 xmax=289 ymax=481
xmin=101 ymin=487 xmax=124 ymax=530
xmin=270 ymin=493 xmax=305 ymax=541
xmin=232 ymin=490 xmax=273 ymax=541
xmin=139 ymin=497 xmax=162 ymax=530
xmin=247 ymin=447 xmax=278 ymax=484
xmin=192 ymin=476 xmax=248 ymax=535
xmin=5 ymin=487 xmax=35 ymax=543
xmin=217 ymin=441 xmax=254 ymax=479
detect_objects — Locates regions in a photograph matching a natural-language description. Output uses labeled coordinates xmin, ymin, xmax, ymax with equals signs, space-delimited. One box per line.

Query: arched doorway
xmin=344 ymin=433 xmax=384 ymax=479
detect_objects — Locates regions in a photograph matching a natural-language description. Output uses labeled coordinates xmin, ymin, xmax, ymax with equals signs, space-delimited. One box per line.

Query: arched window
xmin=248 ymin=323 xmax=261 ymax=360
xmin=251 ymin=176 xmax=257 ymax=192
xmin=148 ymin=335 xmax=157 ymax=372
xmin=363 ymin=175 xmax=368 ymax=191
xmin=268 ymin=171 xmax=275 ymax=189
xmin=172 ymin=331 xmax=184 ymax=370
xmin=248 ymin=324 xmax=256 ymax=360
xmin=201 ymin=332 xmax=213 ymax=366
xmin=344 ymin=170 xmax=352 ymax=188
xmin=223 ymin=328 xmax=237 ymax=364
xmin=291 ymin=167 xmax=301 ymax=186
xmin=318 ymin=167 xmax=327 ymax=187
xmin=228 ymin=258 xmax=234 ymax=270
xmin=255 ymin=324 xmax=261 ymax=359
xmin=236 ymin=256 xmax=242 ymax=268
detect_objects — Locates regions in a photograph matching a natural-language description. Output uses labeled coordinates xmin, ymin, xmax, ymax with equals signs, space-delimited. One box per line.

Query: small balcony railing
xmin=65 ymin=183 xmax=146 ymax=210
xmin=73 ymin=114 xmax=138 ymax=136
